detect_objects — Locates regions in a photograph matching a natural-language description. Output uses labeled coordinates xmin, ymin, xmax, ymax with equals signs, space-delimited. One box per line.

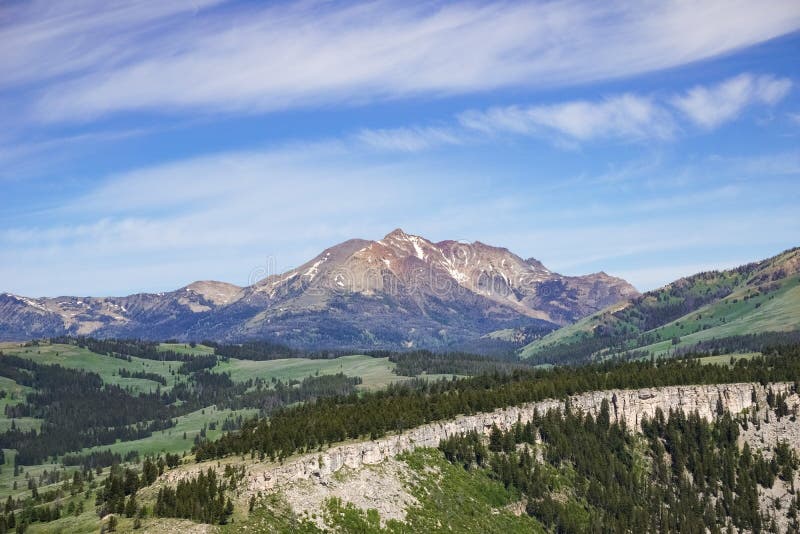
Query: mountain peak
xmin=384 ymin=228 xmax=412 ymax=240
xmin=183 ymin=281 xmax=242 ymax=305
xmin=0 ymin=230 xmax=640 ymax=347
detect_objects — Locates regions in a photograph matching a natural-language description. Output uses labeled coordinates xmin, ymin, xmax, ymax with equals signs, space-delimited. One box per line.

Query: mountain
xmin=0 ymin=280 xmax=243 ymax=340
xmin=0 ymin=229 xmax=636 ymax=349
xmin=519 ymin=247 xmax=800 ymax=364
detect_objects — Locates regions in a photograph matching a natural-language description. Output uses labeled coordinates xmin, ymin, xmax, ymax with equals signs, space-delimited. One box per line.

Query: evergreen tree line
xmin=205 ymin=339 xmax=301 ymax=360
xmin=62 ymin=450 xmax=139 ymax=470
xmin=48 ymin=337 xmax=202 ymax=362
xmin=154 ymin=467 xmax=237 ymax=524
xmin=0 ymin=354 xmax=178 ymax=464
xmin=193 ymin=343 xmax=800 ymax=462
xmin=0 ymin=351 xmax=362 ymax=465
xmin=116 ymin=368 xmax=167 ymax=385
xmin=96 ymin=454 xmax=181 ymax=519
xmin=53 ymin=336 xmax=347 ymax=362
xmin=388 ymin=350 xmax=536 ymax=376
xmin=0 ymin=465 xmax=99 ymax=533
xmin=673 ymin=331 xmax=800 ymax=358
xmin=168 ymin=370 xmax=362 ymax=413
xmin=49 ymin=336 xmax=524 ymax=370
xmin=177 ymin=354 xmax=220 ymax=374
xmin=440 ymin=401 xmax=799 ymax=533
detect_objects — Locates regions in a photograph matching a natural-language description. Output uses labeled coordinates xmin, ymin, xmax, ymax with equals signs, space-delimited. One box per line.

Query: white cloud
xmin=2 ymin=0 xmax=796 ymax=122
xmin=0 ymin=0 xmax=227 ymax=89
xmin=2 ymin=137 xmax=798 ymax=296
xmin=385 ymin=72 xmax=791 ymax=147
xmin=355 ymin=126 xmax=463 ymax=152
xmin=458 ymin=94 xmax=676 ymax=142
xmin=672 ymin=74 xmax=792 ymax=129
xmin=0 ymin=141 xmax=498 ymax=294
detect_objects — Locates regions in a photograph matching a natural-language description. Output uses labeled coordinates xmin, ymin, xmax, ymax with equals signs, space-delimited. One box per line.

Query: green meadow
xmin=1 ymin=342 xmax=180 ymax=393
xmin=212 ymin=354 xmax=409 ymax=390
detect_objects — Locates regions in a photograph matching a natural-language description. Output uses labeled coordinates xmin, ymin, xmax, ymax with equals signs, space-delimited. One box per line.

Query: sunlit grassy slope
xmin=520 ymin=247 xmax=800 ymax=362
xmin=1 ymin=342 xmax=179 ymax=393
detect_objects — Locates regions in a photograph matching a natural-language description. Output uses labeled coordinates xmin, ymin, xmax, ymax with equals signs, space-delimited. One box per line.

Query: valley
xmin=4 ymin=2 xmax=799 ymax=532
xmin=0 ymin=248 xmax=798 ymax=533
xmin=2 ymin=341 xmax=800 ymax=532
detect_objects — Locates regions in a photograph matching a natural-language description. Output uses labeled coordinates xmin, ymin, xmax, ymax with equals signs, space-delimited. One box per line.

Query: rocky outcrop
xmin=222 ymin=382 xmax=791 ymax=497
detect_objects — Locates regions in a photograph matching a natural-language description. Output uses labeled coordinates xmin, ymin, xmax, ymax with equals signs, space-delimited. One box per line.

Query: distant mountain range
xmin=0 ymin=229 xmax=637 ymax=349
xmin=519 ymin=247 xmax=800 ymax=364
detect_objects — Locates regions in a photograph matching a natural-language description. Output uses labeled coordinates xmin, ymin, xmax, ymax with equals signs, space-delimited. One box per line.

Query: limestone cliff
xmin=163 ymin=381 xmax=793 ymax=498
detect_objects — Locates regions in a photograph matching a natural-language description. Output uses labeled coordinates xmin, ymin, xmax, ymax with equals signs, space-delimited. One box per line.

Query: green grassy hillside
xmin=520 ymin=247 xmax=800 ymax=363
xmin=1 ymin=342 xmax=180 ymax=393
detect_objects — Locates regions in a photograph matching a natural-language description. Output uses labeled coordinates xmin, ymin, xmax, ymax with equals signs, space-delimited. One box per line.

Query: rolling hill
xmin=519 ymin=247 xmax=800 ymax=364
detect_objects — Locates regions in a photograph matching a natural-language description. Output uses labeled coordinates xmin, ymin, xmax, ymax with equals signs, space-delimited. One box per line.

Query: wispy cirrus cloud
xmin=352 ymin=73 xmax=792 ymax=151
xmin=355 ymin=126 xmax=464 ymax=152
xmin=458 ymin=94 xmax=676 ymax=143
xmin=671 ymin=74 xmax=792 ymax=129
xmin=2 ymin=0 xmax=797 ymax=122
xmin=0 ymin=0 xmax=227 ymax=89
xmin=2 ymin=134 xmax=797 ymax=295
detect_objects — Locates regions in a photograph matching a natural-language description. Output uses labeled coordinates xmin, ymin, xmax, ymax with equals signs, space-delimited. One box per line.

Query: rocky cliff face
xmin=0 ymin=230 xmax=638 ymax=349
xmin=161 ymin=381 xmax=793 ymax=498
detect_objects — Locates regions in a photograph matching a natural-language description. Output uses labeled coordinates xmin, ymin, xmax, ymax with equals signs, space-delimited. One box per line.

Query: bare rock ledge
xmin=164 ymin=382 xmax=794 ymax=498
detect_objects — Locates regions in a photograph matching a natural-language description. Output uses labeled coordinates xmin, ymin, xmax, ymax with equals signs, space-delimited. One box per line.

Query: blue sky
xmin=1 ymin=0 xmax=799 ymax=297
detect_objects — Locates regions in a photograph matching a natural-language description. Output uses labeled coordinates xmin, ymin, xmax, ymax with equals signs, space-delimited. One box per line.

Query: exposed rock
xmin=0 ymin=230 xmax=637 ymax=349
xmin=154 ymin=381 xmax=800 ymax=531
xmin=163 ymin=381 xmax=793 ymax=500
xmin=280 ymin=461 xmax=418 ymax=529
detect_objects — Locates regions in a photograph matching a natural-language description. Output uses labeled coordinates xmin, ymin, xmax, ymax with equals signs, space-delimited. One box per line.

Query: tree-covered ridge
xmin=521 ymin=247 xmax=800 ymax=364
xmin=0 ymin=451 xmax=183 ymax=533
xmin=0 ymin=354 xmax=177 ymax=464
xmin=439 ymin=401 xmax=799 ymax=533
xmin=48 ymin=336 xmax=206 ymax=362
xmin=388 ymin=350 xmax=532 ymax=376
xmin=47 ymin=334 xmax=560 ymax=378
xmin=0 ymin=350 xmax=362 ymax=465
xmin=193 ymin=343 xmax=800 ymax=462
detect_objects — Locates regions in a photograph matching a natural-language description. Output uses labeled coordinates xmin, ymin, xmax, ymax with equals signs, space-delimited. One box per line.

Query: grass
xmin=0 ymin=416 xmax=42 ymax=432
xmin=212 ymin=355 xmax=411 ymax=391
xmin=696 ymin=353 xmax=760 ymax=366
xmin=25 ymin=496 xmax=99 ymax=534
xmin=1 ymin=342 xmax=184 ymax=393
xmin=522 ymin=272 xmax=800 ymax=361
xmin=76 ymin=406 xmax=258 ymax=459
xmin=0 ymin=449 xmax=64 ymax=502
xmin=158 ymin=342 xmax=216 ymax=356
xmin=398 ymin=449 xmax=543 ymax=533
xmin=624 ymin=279 xmax=800 ymax=359
xmin=0 ymin=375 xmax=31 ymax=402
xmin=641 ymin=275 xmax=800 ymax=345
xmin=518 ymin=310 xmax=606 ymax=359
xmin=0 ymin=375 xmax=40 ymax=432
